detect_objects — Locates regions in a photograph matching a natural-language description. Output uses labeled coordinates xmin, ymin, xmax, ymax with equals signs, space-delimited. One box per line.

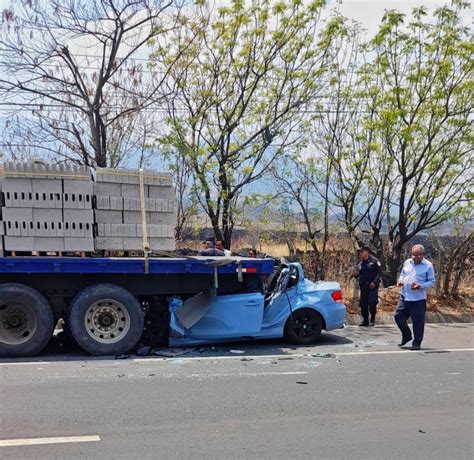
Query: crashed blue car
xmin=169 ymin=262 xmax=346 ymax=346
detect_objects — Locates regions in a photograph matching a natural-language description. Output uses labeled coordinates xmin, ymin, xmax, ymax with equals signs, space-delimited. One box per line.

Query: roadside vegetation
xmin=0 ymin=0 xmax=472 ymax=302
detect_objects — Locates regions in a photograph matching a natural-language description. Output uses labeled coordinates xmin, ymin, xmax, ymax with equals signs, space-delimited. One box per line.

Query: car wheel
xmin=284 ymin=308 xmax=323 ymax=345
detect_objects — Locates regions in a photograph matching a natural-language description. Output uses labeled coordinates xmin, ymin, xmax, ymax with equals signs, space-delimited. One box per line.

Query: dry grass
xmin=181 ymin=234 xmax=473 ymax=313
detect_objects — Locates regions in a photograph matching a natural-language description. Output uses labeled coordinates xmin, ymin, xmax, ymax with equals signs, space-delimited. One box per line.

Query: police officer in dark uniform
xmin=353 ymin=245 xmax=382 ymax=326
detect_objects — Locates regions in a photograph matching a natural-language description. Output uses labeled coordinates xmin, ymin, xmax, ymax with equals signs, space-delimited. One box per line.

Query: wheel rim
xmin=292 ymin=311 xmax=320 ymax=340
xmin=85 ymin=299 xmax=130 ymax=344
xmin=0 ymin=301 xmax=38 ymax=345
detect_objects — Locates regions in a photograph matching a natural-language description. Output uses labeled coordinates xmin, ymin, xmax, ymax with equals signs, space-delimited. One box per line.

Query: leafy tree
xmin=154 ymin=0 xmax=344 ymax=246
xmin=323 ymin=1 xmax=473 ymax=285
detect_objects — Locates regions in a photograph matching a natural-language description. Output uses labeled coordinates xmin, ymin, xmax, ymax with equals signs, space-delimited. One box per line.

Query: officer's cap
xmin=358 ymin=244 xmax=371 ymax=252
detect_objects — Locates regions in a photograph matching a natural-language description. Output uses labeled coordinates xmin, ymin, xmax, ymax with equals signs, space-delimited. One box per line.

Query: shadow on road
xmin=0 ymin=329 xmax=354 ymax=363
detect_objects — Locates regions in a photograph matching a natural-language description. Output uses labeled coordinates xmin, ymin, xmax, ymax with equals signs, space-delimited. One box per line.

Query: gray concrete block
xmin=95 ymin=236 xmax=123 ymax=250
xmin=1 ymin=207 xmax=33 ymax=221
xmin=120 ymin=183 xmax=147 ymax=198
xmin=64 ymin=237 xmax=94 ymax=252
xmin=148 ymin=185 xmax=175 ymax=200
xmin=4 ymin=190 xmax=34 ymax=208
xmin=122 ymin=211 xmax=175 ymax=225
xmin=4 ymin=236 xmax=35 ymax=251
xmin=63 ymin=209 xmax=94 ymax=223
xmin=5 ymin=221 xmax=20 ymax=236
xmin=109 ymin=196 xmax=123 ymax=210
xmin=32 ymin=178 xmax=62 ymax=193
xmin=1 ymin=177 xmax=33 ymax=193
xmin=122 ymin=237 xmax=143 ymax=250
xmin=95 ymin=210 xmax=123 ymax=224
xmin=122 ymin=197 xmax=172 ymax=212
xmin=63 ymin=179 xmax=93 ymax=195
xmin=63 ymin=221 xmax=92 ymax=238
xmin=150 ymin=237 xmax=175 ymax=251
xmin=34 ymin=237 xmax=65 ymax=252
xmin=62 ymin=193 xmax=91 ymax=209
xmin=94 ymin=182 xmax=122 ymax=196
xmin=95 ymin=195 xmax=110 ymax=210
xmin=32 ymin=191 xmax=63 ymax=209
xmin=3 ymin=161 xmax=91 ymax=180
xmin=96 ymin=168 xmax=172 ymax=186
xmin=122 ymin=211 xmax=144 ymax=224
xmin=0 ymin=221 xmax=4 ymax=236
xmin=33 ymin=208 xmax=63 ymax=221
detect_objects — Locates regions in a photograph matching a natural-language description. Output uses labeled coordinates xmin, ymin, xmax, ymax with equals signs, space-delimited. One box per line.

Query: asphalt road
xmin=1 ymin=324 xmax=473 ymax=459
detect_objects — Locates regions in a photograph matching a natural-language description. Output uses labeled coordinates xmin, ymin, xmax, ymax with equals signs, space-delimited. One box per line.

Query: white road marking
xmin=183 ymin=371 xmax=307 ymax=378
xmin=0 ymin=435 xmax=100 ymax=448
xmin=0 ymin=348 xmax=473 ymax=367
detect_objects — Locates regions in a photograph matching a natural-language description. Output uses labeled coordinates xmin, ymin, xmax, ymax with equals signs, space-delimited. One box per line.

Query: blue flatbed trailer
xmin=0 ymin=256 xmax=345 ymax=358
xmin=0 ymin=255 xmax=273 ymax=275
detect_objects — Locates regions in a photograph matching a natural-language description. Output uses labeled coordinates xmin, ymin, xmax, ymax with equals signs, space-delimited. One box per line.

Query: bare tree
xmin=272 ymin=153 xmax=333 ymax=280
xmin=0 ymin=0 xmax=186 ymax=167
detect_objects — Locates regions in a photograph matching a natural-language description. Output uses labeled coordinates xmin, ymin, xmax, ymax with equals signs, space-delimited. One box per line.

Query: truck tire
xmin=0 ymin=283 xmax=55 ymax=357
xmin=284 ymin=308 xmax=323 ymax=345
xmin=67 ymin=284 xmax=144 ymax=356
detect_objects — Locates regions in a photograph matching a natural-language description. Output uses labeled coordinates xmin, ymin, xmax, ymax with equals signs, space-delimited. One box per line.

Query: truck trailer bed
xmin=0 ymin=256 xmax=274 ymax=275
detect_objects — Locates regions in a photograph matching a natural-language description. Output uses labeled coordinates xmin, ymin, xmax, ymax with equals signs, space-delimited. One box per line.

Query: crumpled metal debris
xmin=136 ymin=346 xmax=152 ymax=356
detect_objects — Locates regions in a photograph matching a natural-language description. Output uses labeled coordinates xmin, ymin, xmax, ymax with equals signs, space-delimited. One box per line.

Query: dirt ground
xmin=345 ymin=287 xmax=474 ymax=315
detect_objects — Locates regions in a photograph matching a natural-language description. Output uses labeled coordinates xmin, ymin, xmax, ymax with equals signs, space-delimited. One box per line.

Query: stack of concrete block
xmin=0 ymin=161 xmax=94 ymax=252
xmin=94 ymin=168 xmax=175 ymax=251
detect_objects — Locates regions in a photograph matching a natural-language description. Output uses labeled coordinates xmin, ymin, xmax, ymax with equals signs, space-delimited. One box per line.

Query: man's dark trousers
xmin=395 ymin=298 xmax=426 ymax=346
xmin=360 ymin=288 xmax=378 ymax=323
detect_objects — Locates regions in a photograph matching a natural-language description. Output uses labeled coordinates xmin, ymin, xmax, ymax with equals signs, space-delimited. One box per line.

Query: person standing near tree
xmin=352 ymin=245 xmax=382 ymax=327
xmin=395 ymin=244 xmax=435 ymax=350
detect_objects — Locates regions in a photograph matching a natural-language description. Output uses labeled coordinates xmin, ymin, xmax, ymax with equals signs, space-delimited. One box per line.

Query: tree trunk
xmin=383 ymin=243 xmax=403 ymax=287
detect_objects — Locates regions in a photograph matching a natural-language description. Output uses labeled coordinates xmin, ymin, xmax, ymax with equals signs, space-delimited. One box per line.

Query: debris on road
xmin=153 ymin=347 xmax=195 ymax=357
xmin=311 ymin=353 xmax=336 ymax=358
xmin=296 ymin=381 xmax=308 ymax=385
xmin=241 ymin=357 xmax=253 ymax=362
xmin=418 ymin=430 xmax=426 ymax=434
xmin=136 ymin=346 xmax=152 ymax=356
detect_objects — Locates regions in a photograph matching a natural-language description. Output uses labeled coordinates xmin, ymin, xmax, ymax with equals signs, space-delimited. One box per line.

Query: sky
xmin=0 ymin=0 xmax=453 ymax=34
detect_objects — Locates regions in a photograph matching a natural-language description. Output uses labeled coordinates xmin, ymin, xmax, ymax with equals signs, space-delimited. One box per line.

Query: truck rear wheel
xmin=67 ymin=284 xmax=144 ymax=356
xmin=0 ymin=283 xmax=55 ymax=357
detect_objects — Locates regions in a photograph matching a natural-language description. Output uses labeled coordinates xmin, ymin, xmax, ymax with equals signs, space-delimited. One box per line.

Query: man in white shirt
xmin=216 ymin=240 xmax=232 ymax=257
xmin=395 ymin=244 xmax=435 ymax=350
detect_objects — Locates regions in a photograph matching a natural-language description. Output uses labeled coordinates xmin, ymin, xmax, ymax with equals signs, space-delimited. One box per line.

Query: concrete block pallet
xmin=0 ymin=160 xmax=94 ymax=253
xmin=94 ymin=167 xmax=175 ymax=252
xmin=0 ymin=162 xmax=176 ymax=254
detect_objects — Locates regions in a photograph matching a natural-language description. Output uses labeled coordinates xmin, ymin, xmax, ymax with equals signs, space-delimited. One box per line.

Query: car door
xmin=184 ymin=292 xmax=264 ymax=339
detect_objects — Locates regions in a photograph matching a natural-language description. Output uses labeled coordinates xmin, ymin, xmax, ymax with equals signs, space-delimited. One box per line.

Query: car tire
xmin=0 ymin=283 xmax=55 ymax=357
xmin=284 ymin=308 xmax=323 ymax=345
xmin=67 ymin=284 xmax=144 ymax=356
